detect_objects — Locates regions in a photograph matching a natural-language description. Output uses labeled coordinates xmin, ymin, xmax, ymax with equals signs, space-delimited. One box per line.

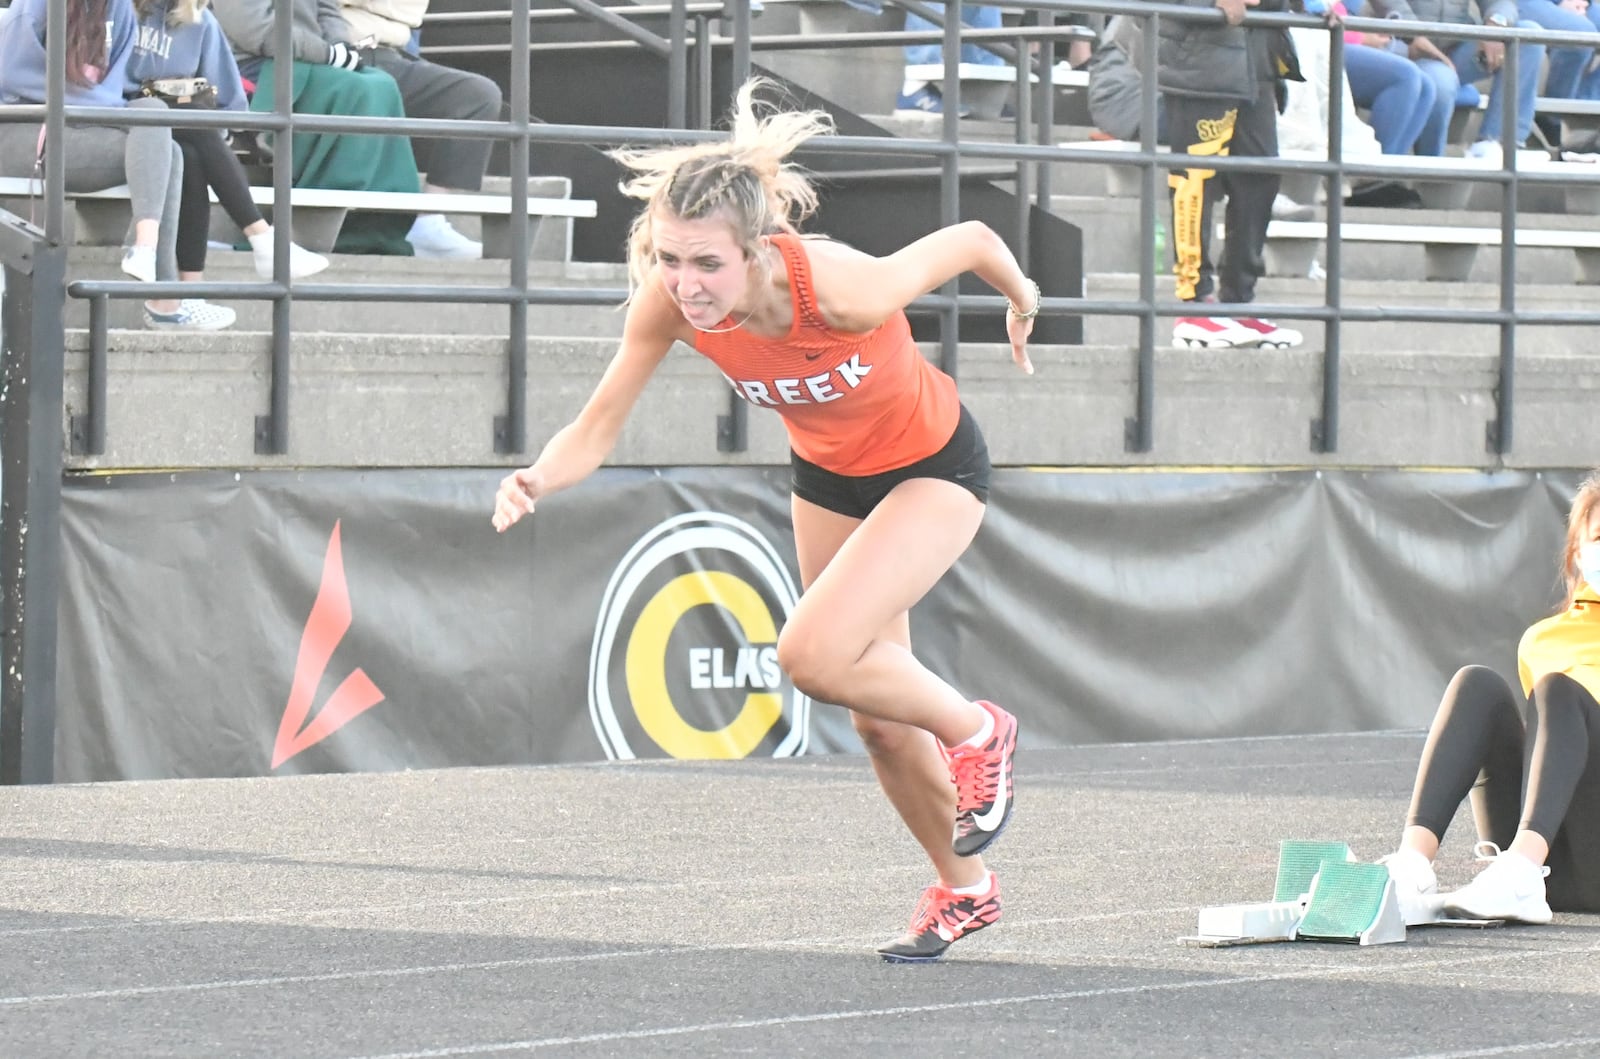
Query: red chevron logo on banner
xmin=273 ymin=521 xmax=385 ymax=769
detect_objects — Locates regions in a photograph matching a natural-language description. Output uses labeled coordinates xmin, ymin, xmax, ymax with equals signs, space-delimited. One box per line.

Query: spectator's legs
xmin=1580 ymin=5 xmax=1600 ymax=98
xmin=1412 ymin=57 xmax=1461 ymax=156
xmin=1164 ymin=93 xmax=1230 ymax=303
xmin=1516 ymin=0 xmax=1595 ymax=107
xmin=903 ymin=4 xmax=1005 ymax=67
xmin=122 ymin=98 xmax=184 ymax=310
xmin=174 ymin=135 xmax=213 ymax=276
xmin=173 ymin=127 xmax=264 ymax=235
xmin=1344 ymin=44 xmax=1434 ymax=153
xmin=1454 ymin=30 xmax=1545 ymax=146
xmin=1216 ymin=83 xmax=1278 ymax=306
xmin=364 ymin=48 xmax=501 ymax=192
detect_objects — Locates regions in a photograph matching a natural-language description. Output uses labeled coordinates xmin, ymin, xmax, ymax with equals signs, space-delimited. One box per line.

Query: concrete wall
xmin=60 ymin=329 xmax=1600 ymax=472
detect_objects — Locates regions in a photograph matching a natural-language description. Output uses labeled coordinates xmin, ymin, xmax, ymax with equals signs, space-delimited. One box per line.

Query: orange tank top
xmin=692 ymin=233 xmax=961 ymax=476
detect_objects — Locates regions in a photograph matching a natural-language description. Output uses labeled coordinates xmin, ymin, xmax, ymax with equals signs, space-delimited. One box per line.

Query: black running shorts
xmin=790 ymin=403 xmax=991 ymax=519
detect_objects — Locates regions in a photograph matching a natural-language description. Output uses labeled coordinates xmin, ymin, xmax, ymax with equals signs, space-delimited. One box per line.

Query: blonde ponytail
xmin=612 ymin=78 xmax=834 ymax=296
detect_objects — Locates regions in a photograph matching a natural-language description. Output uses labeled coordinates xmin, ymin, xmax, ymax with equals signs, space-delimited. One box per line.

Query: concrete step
xmin=1056 ymin=194 xmax=1600 ymax=284
xmin=61 ymin=330 xmax=1599 ymax=471
xmin=61 ymin=246 xmax=630 ymax=336
xmin=1082 ymin=272 xmax=1600 ymax=356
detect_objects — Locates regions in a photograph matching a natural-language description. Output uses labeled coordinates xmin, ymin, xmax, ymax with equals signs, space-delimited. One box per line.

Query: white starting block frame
xmin=1180 ymin=840 xmax=1502 ymax=948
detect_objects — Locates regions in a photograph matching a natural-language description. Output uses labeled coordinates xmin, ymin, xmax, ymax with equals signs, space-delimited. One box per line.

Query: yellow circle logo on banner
xmin=589 ymin=512 xmax=808 ymax=760
xmin=625 ymin=571 xmax=781 ymax=759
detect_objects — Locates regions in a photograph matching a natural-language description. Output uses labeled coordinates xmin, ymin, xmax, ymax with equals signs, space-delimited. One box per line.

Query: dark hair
xmin=1560 ymin=469 xmax=1600 ymax=609
xmin=65 ymin=0 xmax=112 ymax=89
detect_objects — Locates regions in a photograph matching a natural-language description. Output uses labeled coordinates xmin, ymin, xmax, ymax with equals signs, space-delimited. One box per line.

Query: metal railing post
xmin=1491 ymin=31 xmax=1519 ymax=456
xmin=257 ymin=0 xmax=298 ymax=455
xmin=497 ymin=0 xmax=535 ymax=455
xmin=1315 ymin=28 xmax=1346 ymax=454
xmin=1125 ymin=11 xmax=1160 ymax=453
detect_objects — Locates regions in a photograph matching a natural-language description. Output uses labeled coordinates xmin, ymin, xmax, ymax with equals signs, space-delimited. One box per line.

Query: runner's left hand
xmin=1007 ymin=313 xmax=1034 ymax=375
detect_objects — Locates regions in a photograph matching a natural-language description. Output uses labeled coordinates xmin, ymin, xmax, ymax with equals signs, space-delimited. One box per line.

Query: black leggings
xmin=173 ymin=127 xmax=263 ymax=273
xmin=1407 ymin=665 xmax=1600 ymax=912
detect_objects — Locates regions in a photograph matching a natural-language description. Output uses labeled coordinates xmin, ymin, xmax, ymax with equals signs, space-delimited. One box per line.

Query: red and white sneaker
xmin=949 ymin=700 xmax=1017 ymax=857
xmin=1172 ymin=315 xmax=1261 ymax=349
xmin=876 ymin=873 xmax=1003 ymax=963
xmin=1236 ymin=317 xmax=1304 ymax=349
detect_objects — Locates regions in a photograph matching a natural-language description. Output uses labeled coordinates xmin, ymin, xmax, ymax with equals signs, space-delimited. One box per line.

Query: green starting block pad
xmin=1180 ymin=839 xmax=1405 ymax=947
xmin=1293 ymin=860 xmax=1406 ymax=945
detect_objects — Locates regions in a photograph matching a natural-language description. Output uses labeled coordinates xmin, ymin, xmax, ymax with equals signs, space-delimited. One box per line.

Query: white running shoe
xmin=1235 ymin=317 xmax=1304 ymax=349
xmin=407 ymin=213 xmax=482 ymax=261
xmin=120 ymin=245 xmax=157 ymax=283
xmin=1377 ymin=847 xmax=1444 ymax=926
xmin=1441 ymin=841 xmax=1553 ymax=924
xmin=143 ymin=299 xmax=237 ymax=331
xmin=249 ymin=228 xmax=330 ymax=280
xmin=1172 ymin=315 xmax=1261 ymax=349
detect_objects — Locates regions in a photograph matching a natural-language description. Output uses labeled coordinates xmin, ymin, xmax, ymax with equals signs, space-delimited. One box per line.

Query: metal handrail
xmin=12 ymin=0 xmax=1600 ymax=460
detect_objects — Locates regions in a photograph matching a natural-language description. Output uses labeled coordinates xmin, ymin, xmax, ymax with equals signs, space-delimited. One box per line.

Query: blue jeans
xmin=1345 ymin=43 xmax=1437 ymax=153
xmin=1515 ymin=0 xmax=1600 ymax=100
xmin=904 ymin=4 xmax=1005 ymax=66
xmin=1415 ymin=24 xmax=1545 ymax=152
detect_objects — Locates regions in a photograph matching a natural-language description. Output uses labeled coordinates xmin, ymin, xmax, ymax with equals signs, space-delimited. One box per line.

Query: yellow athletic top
xmin=1517 ymin=584 xmax=1600 ymax=701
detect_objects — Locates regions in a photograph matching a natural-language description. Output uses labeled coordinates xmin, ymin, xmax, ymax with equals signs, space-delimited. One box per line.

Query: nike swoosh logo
xmin=972 ymin=770 xmax=1009 ymax=831
xmin=935 ymin=912 xmax=981 ymax=942
xmin=803 ymin=351 xmax=824 ymax=360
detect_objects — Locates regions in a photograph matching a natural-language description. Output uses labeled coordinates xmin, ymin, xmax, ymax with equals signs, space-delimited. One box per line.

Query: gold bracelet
xmin=1008 ymin=279 xmax=1042 ymax=321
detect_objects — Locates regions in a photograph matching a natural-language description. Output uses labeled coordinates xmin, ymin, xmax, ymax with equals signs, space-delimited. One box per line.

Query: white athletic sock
xmin=951 ymin=872 xmax=992 ymax=896
xmin=952 ymin=706 xmax=994 ymax=750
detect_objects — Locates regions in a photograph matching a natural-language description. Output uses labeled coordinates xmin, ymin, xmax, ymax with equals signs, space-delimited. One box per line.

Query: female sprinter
xmin=491 ymin=79 xmax=1039 ymax=963
xmin=1381 ymin=471 xmax=1600 ymax=926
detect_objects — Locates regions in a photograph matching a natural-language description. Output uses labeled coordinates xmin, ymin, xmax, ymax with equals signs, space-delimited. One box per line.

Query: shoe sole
xmin=1441 ymin=896 xmax=1552 ymax=925
xmin=878 ymin=948 xmax=947 ymax=964
xmin=1173 ymin=336 xmax=1261 ymax=350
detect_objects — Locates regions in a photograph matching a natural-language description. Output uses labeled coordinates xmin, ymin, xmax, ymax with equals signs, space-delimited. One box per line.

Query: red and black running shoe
xmin=949 ymin=700 xmax=1017 ymax=857
xmin=877 ymin=873 xmax=1003 ymax=963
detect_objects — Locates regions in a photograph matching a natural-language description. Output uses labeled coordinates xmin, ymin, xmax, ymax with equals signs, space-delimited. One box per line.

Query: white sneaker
xmin=1441 ymin=841 xmax=1553 ymax=924
xmin=249 ymin=228 xmax=330 ymax=280
xmin=407 ymin=213 xmax=482 ymax=261
xmin=121 ymin=245 xmax=157 ymax=283
xmin=1271 ymin=193 xmax=1315 ymax=221
xmin=1173 ymin=315 xmax=1261 ymax=349
xmin=1377 ymin=847 xmax=1444 ymax=926
xmin=1466 ymin=140 xmax=1503 ymax=166
xmin=1235 ymin=317 xmax=1304 ymax=349
xmin=143 ymin=298 xmax=236 ymax=331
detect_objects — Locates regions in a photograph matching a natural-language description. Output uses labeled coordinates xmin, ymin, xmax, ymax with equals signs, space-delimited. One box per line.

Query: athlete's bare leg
xmin=782 ymin=480 xmax=989 ymax=746
xmin=790 ymin=488 xmax=988 ymax=889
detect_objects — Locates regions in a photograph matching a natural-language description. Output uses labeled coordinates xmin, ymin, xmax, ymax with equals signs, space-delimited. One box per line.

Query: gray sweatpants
xmin=0 ymin=97 xmax=184 ymax=282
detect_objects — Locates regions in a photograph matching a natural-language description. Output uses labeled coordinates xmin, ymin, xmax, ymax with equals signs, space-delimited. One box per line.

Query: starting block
xmin=1182 ymin=840 xmax=1405 ymax=947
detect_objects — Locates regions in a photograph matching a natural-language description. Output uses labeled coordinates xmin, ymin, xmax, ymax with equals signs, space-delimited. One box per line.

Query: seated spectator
xmin=0 ymin=0 xmax=222 ymax=329
xmin=897 ymin=3 xmax=1006 ymax=116
xmin=1510 ymin=0 xmax=1599 ymax=147
xmin=1391 ymin=0 xmax=1547 ymax=161
xmin=1338 ymin=0 xmax=1440 ymax=155
xmin=340 ymin=0 xmax=502 ymax=260
xmin=210 ymin=0 xmax=434 ymax=256
xmin=127 ymin=0 xmax=328 ymax=288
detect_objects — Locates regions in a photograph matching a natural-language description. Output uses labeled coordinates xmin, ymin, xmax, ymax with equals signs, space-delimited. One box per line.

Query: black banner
xmin=54 ymin=468 xmax=1581 ymax=781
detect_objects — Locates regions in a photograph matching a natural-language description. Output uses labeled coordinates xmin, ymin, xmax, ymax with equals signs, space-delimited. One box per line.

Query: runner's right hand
xmin=493 ymin=466 xmax=543 ymax=532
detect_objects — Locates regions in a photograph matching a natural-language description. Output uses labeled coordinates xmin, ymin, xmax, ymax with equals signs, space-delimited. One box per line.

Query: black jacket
xmin=1157 ymin=0 xmax=1300 ymax=102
